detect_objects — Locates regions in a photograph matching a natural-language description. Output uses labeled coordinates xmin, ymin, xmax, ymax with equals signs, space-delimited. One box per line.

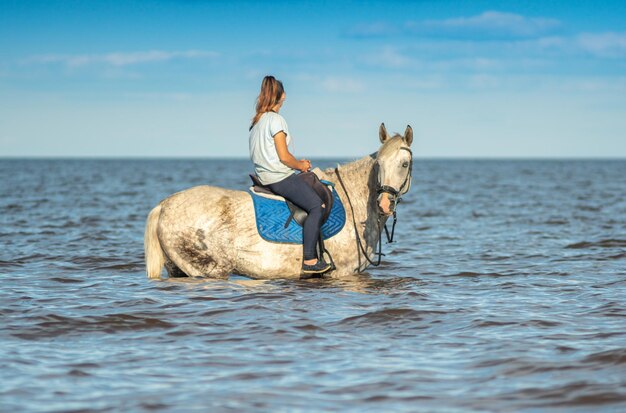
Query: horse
xmin=144 ymin=123 xmax=413 ymax=280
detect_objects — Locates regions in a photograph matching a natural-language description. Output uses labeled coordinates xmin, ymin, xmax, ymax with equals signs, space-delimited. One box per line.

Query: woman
xmin=249 ymin=75 xmax=331 ymax=276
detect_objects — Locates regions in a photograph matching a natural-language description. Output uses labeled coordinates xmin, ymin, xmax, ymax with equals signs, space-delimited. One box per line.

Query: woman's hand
xmin=298 ymin=159 xmax=311 ymax=172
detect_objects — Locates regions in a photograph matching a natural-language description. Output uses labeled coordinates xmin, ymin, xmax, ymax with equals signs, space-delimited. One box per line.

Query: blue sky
xmin=1 ymin=0 xmax=625 ymax=158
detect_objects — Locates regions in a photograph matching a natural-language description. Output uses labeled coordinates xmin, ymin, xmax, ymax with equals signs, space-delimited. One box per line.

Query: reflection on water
xmin=0 ymin=158 xmax=625 ymax=412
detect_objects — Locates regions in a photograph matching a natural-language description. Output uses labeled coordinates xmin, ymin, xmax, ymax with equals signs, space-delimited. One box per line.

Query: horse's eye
xmin=402 ymin=162 xmax=409 ymax=168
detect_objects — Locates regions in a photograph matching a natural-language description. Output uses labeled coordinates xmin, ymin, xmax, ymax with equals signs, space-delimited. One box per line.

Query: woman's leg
xmin=267 ymin=174 xmax=324 ymax=261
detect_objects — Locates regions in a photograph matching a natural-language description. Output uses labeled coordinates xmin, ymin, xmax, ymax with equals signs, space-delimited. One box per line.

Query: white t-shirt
xmin=249 ymin=111 xmax=294 ymax=185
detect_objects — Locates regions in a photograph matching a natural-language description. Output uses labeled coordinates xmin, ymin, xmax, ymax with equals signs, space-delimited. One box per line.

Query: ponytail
xmin=250 ymin=75 xmax=285 ymax=130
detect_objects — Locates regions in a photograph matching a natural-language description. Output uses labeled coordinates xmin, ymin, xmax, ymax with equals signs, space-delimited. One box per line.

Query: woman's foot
xmin=301 ymin=259 xmax=331 ymax=277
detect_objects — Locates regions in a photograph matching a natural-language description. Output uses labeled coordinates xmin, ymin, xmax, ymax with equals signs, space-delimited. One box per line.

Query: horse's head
xmin=375 ymin=123 xmax=413 ymax=215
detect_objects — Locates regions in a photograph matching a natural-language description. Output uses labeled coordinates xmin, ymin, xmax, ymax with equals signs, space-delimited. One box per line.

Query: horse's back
xmin=159 ymin=185 xmax=253 ymax=230
xmin=162 ymin=185 xmax=248 ymax=206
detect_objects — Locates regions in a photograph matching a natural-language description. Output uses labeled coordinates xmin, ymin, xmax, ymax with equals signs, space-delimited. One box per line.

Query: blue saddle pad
xmin=250 ymin=181 xmax=346 ymax=244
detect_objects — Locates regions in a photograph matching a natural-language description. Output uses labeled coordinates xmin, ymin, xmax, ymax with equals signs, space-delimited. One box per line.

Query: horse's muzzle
xmin=377 ymin=193 xmax=396 ymax=216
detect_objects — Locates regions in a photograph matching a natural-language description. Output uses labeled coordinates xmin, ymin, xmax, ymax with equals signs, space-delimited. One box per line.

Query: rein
xmin=334 ymin=146 xmax=411 ymax=271
xmin=335 ymin=166 xmax=385 ymax=270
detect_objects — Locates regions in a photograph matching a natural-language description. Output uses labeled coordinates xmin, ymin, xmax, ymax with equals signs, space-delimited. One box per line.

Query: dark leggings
xmin=267 ymin=174 xmax=324 ymax=261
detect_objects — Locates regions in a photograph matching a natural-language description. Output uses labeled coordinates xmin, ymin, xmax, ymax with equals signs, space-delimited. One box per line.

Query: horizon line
xmin=1 ymin=156 xmax=625 ymax=161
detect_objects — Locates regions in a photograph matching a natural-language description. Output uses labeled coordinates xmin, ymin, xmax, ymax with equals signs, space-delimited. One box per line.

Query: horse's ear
xmin=404 ymin=125 xmax=413 ymax=146
xmin=379 ymin=123 xmax=389 ymax=143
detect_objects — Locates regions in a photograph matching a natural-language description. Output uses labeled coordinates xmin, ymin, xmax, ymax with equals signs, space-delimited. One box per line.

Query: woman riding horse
xmin=249 ymin=75 xmax=331 ymax=276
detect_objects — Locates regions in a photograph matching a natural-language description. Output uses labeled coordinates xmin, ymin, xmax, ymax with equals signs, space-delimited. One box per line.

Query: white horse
xmin=144 ymin=123 xmax=413 ymax=280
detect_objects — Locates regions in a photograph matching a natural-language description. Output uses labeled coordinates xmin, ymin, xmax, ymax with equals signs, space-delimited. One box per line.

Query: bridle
xmin=375 ymin=146 xmax=413 ymax=214
xmin=335 ymin=144 xmax=413 ymax=271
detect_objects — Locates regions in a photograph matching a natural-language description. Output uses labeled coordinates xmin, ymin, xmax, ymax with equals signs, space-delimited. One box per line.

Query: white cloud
xmin=348 ymin=11 xmax=561 ymax=39
xmin=467 ymin=74 xmax=501 ymax=89
xmin=577 ymin=32 xmax=626 ymax=58
xmin=290 ymin=73 xmax=365 ymax=93
xmin=404 ymin=76 xmax=446 ymax=90
xmin=346 ymin=22 xmax=398 ymax=37
xmin=121 ymin=92 xmax=198 ymax=101
xmin=23 ymin=50 xmax=219 ymax=67
xmin=321 ymin=76 xmax=365 ymax=93
xmin=362 ymin=47 xmax=416 ymax=69
xmin=413 ymin=11 xmax=561 ymax=37
xmin=361 ymin=43 xmax=553 ymax=74
xmin=448 ymin=57 xmax=501 ymax=71
xmin=512 ymin=32 xmax=626 ymax=58
xmin=532 ymin=36 xmax=568 ymax=49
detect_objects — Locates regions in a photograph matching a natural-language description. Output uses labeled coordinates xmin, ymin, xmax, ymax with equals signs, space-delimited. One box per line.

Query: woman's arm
xmin=274 ymin=132 xmax=310 ymax=172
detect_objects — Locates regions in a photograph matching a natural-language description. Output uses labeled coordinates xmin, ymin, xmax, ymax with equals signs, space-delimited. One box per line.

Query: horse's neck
xmin=330 ymin=154 xmax=375 ymax=207
xmin=324 ymin=154 xmax=380 ymax=237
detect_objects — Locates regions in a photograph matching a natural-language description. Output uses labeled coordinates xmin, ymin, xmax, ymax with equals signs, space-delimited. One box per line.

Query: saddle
xmin=248 ymin=172 xmax=345 ymax=272
xmin=249 ymin=172 xmax=335 ymax=228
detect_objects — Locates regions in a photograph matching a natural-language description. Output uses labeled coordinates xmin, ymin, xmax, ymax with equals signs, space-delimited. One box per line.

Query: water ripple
xmin=1 ymin=159 xmax=625 ymax=412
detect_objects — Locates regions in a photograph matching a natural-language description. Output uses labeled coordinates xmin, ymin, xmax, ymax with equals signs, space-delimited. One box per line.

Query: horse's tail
xmin=144 ymin=204 xmax=165 ymax=279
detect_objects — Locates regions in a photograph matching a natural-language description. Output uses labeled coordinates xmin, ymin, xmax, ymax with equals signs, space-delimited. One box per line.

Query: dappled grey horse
xmin=145 ymin=123 xmax=413 ymax=280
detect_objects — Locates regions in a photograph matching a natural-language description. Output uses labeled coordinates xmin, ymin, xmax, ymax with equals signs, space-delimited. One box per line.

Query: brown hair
xmin=250 ymin=75 xmax=285 ymax=130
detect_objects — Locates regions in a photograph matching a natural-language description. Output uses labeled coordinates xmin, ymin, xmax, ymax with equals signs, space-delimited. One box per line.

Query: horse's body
xmin=145 ymin=125 xmax=413 ymax=280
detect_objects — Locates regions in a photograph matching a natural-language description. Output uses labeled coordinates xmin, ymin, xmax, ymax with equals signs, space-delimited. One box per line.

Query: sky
xmin=1 ymin=0 xmax=626 ymax=158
